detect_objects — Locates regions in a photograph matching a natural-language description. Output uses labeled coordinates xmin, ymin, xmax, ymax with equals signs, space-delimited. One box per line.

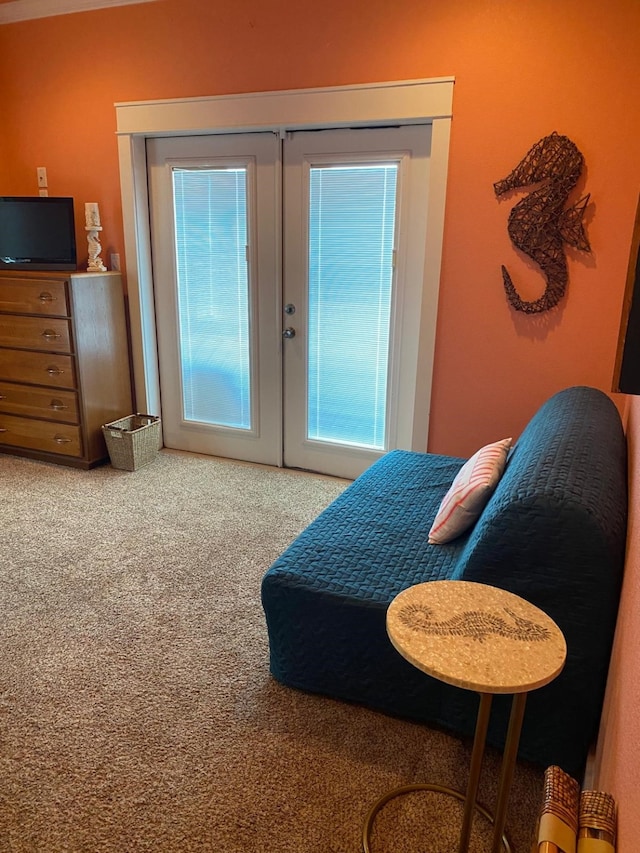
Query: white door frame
xmin=115 ymin=77 xmax=454 ymax=454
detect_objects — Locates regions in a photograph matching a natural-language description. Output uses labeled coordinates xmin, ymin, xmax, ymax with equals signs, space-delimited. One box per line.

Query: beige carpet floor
xmin=0 ymin=449 xmax=543 ymax=852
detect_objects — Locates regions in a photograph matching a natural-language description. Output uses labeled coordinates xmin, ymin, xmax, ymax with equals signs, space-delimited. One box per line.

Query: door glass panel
xmin=173 ymin=167 xmax=251 ymax=429
xmin=307 ymin=163 xmax=398 ymax=449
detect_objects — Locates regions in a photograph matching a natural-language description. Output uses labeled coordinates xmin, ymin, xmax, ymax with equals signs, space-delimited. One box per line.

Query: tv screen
xmin=0 ymin=196 xmax=77 ymax=271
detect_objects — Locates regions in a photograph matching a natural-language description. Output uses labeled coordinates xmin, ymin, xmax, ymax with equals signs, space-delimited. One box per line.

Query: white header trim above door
xmin=115 ymin=78 xmax=454 ymax=137
xmin=116 ymin=79 xmax=454 ymax=454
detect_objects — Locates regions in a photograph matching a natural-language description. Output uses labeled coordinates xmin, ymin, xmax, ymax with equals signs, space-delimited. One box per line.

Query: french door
xmin=147 ymin=125 xmax=431 ymax=479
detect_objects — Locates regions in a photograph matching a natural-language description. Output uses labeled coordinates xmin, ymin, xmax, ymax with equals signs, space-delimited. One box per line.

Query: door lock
xmin=284 ymin=303 xmax=296 ymax=315
xmin=282 ymin=327 xmax=296 ymax=339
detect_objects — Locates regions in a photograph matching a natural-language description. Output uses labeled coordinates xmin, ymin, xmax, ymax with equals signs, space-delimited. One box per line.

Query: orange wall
xmin=594 ymin=394 xmax=640 ymax=850
xmin=0 ymin=0 xmax=639 ymax=457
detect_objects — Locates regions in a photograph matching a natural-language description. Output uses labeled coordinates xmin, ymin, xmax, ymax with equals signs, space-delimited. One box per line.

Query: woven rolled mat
xmin=577 ymin=790 xmax=617 ymax=853
xmin=535 ymin=765 xmax=580 ymax=853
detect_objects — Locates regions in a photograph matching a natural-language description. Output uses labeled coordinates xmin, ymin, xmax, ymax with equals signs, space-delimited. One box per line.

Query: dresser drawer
xmin=0 ymin=349 xmax=76 ymax=389
xmin=0 ymin=382 xmax=79 ymax=423
xmin=0 ymin=413 xmax=81 ymax=457
xmin=0 ymin=315 xmax=72 ymax=353
xmin=0 ymin=278 xmax=69 ymax=316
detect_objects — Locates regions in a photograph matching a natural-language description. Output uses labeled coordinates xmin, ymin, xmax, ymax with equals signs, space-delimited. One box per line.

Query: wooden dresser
xmin=0 ymin=270 xmax=133 ymax=468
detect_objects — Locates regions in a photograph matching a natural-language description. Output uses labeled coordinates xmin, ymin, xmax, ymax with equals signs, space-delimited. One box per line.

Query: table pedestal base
xmin=362 ymin=691 xmax=527 ymax=853
xmin=361 ymin=783 xmax=512 ymax=853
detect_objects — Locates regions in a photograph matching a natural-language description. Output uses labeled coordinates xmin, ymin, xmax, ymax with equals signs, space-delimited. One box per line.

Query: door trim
xmin=116 ymin=77 xmax=454 ymax=454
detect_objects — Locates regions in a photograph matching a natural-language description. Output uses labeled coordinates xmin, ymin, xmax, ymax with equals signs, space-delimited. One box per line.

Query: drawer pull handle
xmin=0 ymin=394 xmax=5 ymax=400
xmin=50 ymin=399 xmax=68 ymax=411
xmin=46 ymin=366 xmax=64 ymax=376
xmin=39 ymin=292 xmax=56 ymax=303
xmin=42 ymin=330 xmax=62 ymax=341
xmin=0 ymin=427 xmax=7 ymax=433
xmin=53 ymin=435 xmax=72 ymax=444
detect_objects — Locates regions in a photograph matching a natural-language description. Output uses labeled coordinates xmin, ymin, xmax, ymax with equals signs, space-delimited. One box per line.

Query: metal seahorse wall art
xmin=494 ymin=131 xmax=591 ymax=314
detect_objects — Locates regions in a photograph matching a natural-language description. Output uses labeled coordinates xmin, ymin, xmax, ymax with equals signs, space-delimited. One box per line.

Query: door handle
xmin=282 ymin=327 xmax=296 ymax=339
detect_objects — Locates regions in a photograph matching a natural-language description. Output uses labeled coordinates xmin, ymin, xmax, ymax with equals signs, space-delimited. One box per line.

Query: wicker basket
xmin=102 ymin=414 xmax=161 ymax=471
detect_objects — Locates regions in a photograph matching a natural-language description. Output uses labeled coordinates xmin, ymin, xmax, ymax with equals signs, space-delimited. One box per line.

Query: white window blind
xmin=173 ymin=167 xmax=251 ymax=430
xmin=307 ymin=163 xmax=398 ymax=449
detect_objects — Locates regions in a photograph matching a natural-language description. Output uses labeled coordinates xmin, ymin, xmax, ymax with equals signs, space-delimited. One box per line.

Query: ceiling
xmin=0 ymin=0 xmax=158 ymax=23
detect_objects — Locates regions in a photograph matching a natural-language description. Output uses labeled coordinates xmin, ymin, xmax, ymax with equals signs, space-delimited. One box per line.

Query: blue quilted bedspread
xmin=266 ymin=451 xmax=466 ymax=599
xmin=261 ymin=387 xmax=627 ymax=777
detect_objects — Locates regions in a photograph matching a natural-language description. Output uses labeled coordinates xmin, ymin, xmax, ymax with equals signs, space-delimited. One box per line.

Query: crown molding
xmin=0 ymin=0 xmax=158 ymax=25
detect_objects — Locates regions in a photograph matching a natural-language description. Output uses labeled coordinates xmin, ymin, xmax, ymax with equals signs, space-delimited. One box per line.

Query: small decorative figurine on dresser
xmin=85 ymin=201 xmax=107 ymax=272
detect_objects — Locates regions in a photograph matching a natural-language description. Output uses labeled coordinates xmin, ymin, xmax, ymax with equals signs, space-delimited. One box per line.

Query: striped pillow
xmin=428 ymin=437 xmax=513 ymax=544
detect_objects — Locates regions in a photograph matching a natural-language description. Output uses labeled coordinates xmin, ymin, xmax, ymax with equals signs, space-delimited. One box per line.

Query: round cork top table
xmin=362 ymin=581 xmax=567 ymax=853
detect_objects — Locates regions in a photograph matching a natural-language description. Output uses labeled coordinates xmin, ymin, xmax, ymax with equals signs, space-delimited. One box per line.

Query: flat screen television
xmin=0 ymin=196 xmax=77 ymax=271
